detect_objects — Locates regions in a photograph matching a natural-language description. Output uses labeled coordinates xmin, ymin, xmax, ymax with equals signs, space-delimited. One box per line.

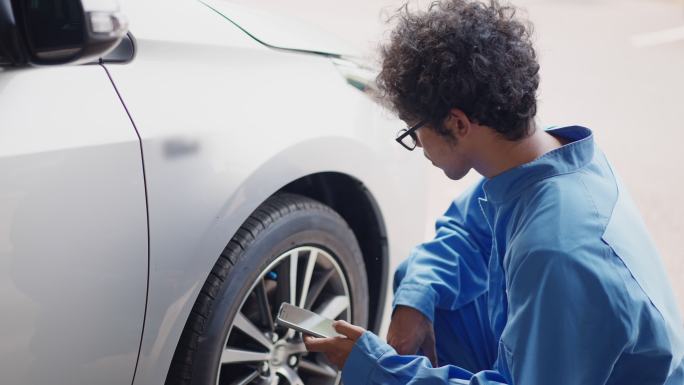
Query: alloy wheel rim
xmin=217 ymin=246 xmax=352 ymax=385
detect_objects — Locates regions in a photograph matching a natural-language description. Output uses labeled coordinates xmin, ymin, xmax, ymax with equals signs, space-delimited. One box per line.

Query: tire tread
xmin=166 ymin=193 xmax=347 ymax=385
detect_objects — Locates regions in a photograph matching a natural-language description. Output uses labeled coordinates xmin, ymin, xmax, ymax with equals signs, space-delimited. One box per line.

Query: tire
xmin=166 ymin=193 xmax=369 ymax=385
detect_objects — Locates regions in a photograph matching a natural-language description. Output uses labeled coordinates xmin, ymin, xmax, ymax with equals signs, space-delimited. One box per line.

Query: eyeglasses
xmin=395 ymin=120 xmax=426 ymax=151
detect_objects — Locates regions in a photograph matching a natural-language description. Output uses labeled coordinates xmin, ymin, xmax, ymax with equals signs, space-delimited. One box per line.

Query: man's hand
xmin=303 ymin=320 xmax=366 ymax=369
xmin=387 ymin=305 xmax=437 ymax=366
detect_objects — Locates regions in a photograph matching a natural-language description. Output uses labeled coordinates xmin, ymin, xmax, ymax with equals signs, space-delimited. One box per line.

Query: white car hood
xmin=199 ymin=0 xmax=362 ymax=58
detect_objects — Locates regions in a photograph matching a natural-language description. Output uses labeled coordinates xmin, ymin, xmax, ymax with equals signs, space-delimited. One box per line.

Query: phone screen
xmin=277 ymin=303 xmax=339 ymax=338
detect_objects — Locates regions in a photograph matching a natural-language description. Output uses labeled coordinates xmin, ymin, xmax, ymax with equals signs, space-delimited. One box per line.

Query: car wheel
xmin=167 ymin=193 xmax=369 ymax=385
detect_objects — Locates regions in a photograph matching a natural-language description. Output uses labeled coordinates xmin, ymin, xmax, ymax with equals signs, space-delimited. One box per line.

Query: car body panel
xmin=199 ymin=0 xmax=361 ymax=57
xmin=0 ymin=65 xmax=147 ymax=385
xmin=106 ymin=1 xmax=426 ymax=384
xmin=0 ymin=0 xmax=429 ymax=383
xmin=116 ymin=0 xmax=261 ymax=50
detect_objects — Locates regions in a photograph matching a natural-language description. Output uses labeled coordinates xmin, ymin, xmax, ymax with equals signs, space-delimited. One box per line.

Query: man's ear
xmin=445 ymin=108 xmax=471 ymax=139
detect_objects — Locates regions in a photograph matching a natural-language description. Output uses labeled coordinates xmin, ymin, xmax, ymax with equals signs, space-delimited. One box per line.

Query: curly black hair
xmin=378 ymin=0 xmax=540 ymax=140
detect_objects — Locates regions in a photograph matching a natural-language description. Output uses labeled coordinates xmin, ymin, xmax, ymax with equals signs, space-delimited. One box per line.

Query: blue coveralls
xmin=342 ymin=126 xmax=684 ymax=385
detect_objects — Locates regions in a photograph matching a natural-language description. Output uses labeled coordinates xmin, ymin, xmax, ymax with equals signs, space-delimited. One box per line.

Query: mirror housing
xmin=0 ymin=0 xmax=27 ymax=65
xmin=0 ymin=0 xmax=127 ymax=66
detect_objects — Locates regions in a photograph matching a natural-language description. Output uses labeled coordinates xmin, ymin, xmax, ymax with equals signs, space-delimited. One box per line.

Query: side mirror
xmin=0 ymin=0 xmax=26 ymax=65
xmin=0 ymin=0 xmax=127 ymax=66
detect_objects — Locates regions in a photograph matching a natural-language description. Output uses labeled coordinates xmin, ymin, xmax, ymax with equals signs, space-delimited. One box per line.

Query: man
xmin=304 ymin=0 xmax=684 ymax=384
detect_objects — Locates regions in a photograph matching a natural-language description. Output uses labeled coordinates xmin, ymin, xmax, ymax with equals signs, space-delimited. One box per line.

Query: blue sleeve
xmin=342 ymin=331 xmax=508 ymax=385
xmin=499 ymin=247 xmax=630 ymax=385
xmin=393 ymin=180 xmax=492 ymax=322
xmin=343 ymin=247 xmax=631 ymax=385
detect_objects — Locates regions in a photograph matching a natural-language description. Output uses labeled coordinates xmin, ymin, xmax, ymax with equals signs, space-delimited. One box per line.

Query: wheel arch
xmin=144 ymin=136 xmax=411 ymax=385
xmin=277 ymin=172 xmax=389 ymax=334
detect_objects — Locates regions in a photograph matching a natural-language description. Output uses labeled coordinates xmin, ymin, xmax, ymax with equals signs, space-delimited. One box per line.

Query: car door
xmin=0 ymin=62 xmax=148 ymax=385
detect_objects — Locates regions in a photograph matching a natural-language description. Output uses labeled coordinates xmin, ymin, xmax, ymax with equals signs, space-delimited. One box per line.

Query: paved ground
xmin=235 ymin=0 xmax=684 ymax=311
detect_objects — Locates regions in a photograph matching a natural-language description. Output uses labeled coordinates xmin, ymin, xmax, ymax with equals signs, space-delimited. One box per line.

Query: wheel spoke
xmin=232 ymin=370 xmax=260 ymax=385
xmin=221 ymin=348 xmax=270 ymax=364
xmin=298 ymin=250 xmax=318 ymax=308
xmin=289 ymin=251 xmax=298 ymax=305
xmin=303 ymin=267 xmax=335 ymax=309
xmin=285 ymin=251 xmax=299 ymax=338
xmin=274 ymin=264 xmax=290 ymax=315
xmin=316 ymin=295 xmax=349 ymax=320
xmin=277 ymin=366 xmax=305 ymax=385
xmin=235 ymin=312 xmax=274 ymax=349
xmin=255 ymin=279 xmax=275 ymax=333
xmin=219 ymin=246 xmax=352 ymax=385
xmin=299 ymin=359 xmax=338 ymax=378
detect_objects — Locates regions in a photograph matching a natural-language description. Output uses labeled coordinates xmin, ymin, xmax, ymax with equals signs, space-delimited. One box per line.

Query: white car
xmin=0 ymin=1 xmax=428 ymax=385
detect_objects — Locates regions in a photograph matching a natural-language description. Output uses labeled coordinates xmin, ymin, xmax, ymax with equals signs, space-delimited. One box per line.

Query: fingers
xmin=332 ymin=320 xmax=365 ymax=340
xmin=304 ymin=335 xmax=357 ymax=369
xmin=304 ymin=320 xmax=364 ymax=353
xmin=303 ymin=321 xmax=365 ymax=370
xmin=303 ymin=335 xmax=338 ymax=353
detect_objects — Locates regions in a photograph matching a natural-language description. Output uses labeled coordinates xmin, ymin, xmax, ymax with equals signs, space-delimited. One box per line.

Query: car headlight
xmin=331 ymin=57 xmax=382 ymax=102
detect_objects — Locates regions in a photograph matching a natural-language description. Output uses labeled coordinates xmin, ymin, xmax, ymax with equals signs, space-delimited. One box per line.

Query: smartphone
xmin=276 ymin=303 xmax=342 ymax=338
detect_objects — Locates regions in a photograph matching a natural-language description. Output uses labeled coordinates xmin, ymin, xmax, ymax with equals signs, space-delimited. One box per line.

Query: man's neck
xmin=475 ymin=126 xmax=566 ymax=179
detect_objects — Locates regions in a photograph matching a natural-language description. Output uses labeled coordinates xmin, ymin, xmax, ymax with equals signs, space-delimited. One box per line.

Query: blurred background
xmin=233 ymin=0 xmax=684 ymax=311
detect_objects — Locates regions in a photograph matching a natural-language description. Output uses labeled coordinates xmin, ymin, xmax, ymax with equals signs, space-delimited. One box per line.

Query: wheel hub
xmin=269 ymin=342 xmax=290 ymax=367
xmin=218 ymin=246 xmax=351 ymax=385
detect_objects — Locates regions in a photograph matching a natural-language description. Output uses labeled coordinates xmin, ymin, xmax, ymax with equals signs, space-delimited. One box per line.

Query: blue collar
xmin=482 ymin=126 xmax=595 ymax=204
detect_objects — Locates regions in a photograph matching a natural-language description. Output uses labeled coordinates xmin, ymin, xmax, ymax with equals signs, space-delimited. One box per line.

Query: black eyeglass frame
xmin=395 ymin=120 xmax=427 ymax=151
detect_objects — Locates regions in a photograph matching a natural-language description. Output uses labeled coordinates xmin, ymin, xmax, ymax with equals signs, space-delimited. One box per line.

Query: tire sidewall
xmin=192 ymin=207 xmax=368 ymax=384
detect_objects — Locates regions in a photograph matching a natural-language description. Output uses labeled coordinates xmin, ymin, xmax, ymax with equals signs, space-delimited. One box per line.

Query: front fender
xmin=134 ymin=136 xmax=420 ymax=385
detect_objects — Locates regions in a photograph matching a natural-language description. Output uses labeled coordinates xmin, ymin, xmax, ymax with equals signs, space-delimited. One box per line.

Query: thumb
xmin=303 ymin=335 xmax=336 ymax=352
xmin=333 ymin=320 xmax=365 ymax=340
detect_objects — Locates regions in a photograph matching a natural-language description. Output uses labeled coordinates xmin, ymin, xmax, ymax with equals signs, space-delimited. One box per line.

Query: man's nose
xmin=415 ymin=136 xmax=422 ymax=148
